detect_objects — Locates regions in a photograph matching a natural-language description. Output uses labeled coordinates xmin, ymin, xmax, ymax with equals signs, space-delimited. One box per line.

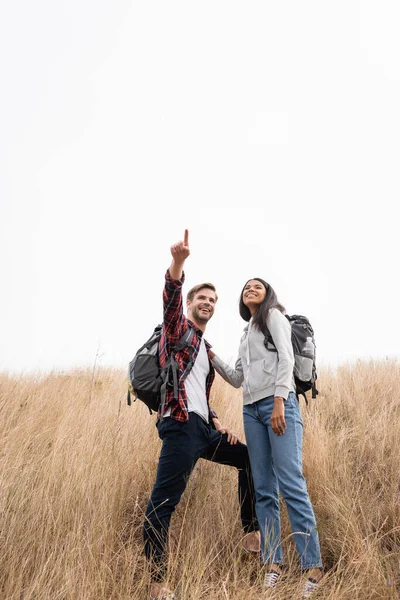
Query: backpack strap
xmin=173 ymin=327 xmax=195 ymax=353
xmin=159 ymin=377 xmax=168 ymax=419
xmin=158 ymin=326 xmax=195 ymax=421
xmin=297 ymin=390 xmax=309 ymax=406
xmin=263 ymin=326 xmax=277 ymax=353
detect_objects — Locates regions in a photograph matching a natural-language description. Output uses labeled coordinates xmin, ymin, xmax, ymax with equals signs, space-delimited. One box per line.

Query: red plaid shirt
xmin=158 ymin=269 xmax=217 ymax=423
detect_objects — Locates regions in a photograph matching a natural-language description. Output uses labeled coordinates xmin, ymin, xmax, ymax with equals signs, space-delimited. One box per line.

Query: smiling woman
xmin=239 ymin=278 xmax=286 ymax=335
xmin=211 ymin=276 xmax=324 ymax=597
xmin=243 ymin=280 xmax=266 ymax=305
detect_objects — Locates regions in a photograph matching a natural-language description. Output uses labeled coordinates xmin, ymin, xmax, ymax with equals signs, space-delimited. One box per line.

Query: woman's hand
xmin=271 ymin=397 xmax=286 ymax=435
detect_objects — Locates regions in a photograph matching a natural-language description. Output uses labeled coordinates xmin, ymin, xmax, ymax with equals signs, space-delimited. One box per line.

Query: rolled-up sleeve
xmin=209 ymin=407 xmax=218 ymax=420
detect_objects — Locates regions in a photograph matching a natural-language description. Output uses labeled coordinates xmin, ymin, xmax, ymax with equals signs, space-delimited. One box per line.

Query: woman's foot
xmin=302 ymin=568 xmax=323 ymax=598
xmin=306 ymin=568 xmax=323 ymax=582
xmin=263 ymin=564 xmax=283 ymax=589
xmin=149 ymin=582 xmax=175 ymax=600
xmin=242 ymin=530 xmax=261 ymax=553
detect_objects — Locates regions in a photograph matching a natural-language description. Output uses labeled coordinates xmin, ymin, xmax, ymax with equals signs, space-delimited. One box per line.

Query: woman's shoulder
xmin=267 ymin=308 xmax=289 ymax=328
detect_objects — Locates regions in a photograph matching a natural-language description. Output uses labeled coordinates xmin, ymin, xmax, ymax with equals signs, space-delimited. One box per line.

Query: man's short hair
xmin=186 ymin=283 xmax=218 ymax=302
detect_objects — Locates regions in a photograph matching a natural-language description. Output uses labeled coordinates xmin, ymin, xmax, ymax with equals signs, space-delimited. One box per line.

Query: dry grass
xmin=0 ymin=361 xmax=399 ymax=599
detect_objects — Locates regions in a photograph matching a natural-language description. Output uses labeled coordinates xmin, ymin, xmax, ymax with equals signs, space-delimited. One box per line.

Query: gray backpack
xmin=127 ymin=325 xmax=194 ymax=414
xmin=264 ymin=314 xmax=318 ymax=402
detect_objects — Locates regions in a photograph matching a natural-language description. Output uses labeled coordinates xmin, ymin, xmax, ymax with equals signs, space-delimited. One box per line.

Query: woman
xmin=209 ymin=278 xmax=323 ymax=598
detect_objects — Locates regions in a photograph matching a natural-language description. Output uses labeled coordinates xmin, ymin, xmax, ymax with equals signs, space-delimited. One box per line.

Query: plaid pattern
xmin=158 ymin=269 xmax=217 ymax=423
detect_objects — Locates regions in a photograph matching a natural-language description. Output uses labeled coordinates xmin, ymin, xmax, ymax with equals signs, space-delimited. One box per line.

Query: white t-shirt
xmin=164 ymin=337 xmax=210 ymax=422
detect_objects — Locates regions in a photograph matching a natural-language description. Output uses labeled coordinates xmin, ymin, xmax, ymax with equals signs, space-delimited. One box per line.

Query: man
xmin=144 ymin=230 xmax=260 ymax=600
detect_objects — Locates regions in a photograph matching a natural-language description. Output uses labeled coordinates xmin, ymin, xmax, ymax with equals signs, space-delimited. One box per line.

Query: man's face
xmin=187 ymin=288 xmax=217 ymax=325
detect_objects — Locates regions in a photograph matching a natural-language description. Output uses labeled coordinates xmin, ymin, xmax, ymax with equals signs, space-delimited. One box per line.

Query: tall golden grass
xmin=0 ymin=361 xmax=399 ymax=599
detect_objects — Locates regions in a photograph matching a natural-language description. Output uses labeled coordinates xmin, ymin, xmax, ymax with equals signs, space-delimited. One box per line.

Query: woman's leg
xmin=266 ymin=392 xmax=322 ymax=570
xmin=243 ymin=401 xmax=283 ymax=566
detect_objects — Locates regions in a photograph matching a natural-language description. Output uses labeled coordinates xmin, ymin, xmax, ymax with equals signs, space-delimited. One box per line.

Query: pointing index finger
xmin=184 ymin=229 xmax=189 ymax=247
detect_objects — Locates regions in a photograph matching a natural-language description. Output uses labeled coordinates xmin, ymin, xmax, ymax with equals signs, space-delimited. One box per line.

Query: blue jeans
xmin=243 ymin=393 xmax=322 ymax=569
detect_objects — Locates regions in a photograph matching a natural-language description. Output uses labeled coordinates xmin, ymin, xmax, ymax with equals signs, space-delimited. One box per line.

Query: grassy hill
xmin=0 ymin=362 xmax=398 ymax=599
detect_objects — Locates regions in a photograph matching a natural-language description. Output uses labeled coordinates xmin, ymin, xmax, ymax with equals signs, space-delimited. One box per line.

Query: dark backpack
xmin=127 ymin=325 xmax=194 ymax=414
xmin=264 ymin=314 xmax=318 ymax=402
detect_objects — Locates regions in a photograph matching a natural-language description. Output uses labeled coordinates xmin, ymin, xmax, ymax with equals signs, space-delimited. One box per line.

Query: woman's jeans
xmin=243 ymin=392 xmax=322 ymax=569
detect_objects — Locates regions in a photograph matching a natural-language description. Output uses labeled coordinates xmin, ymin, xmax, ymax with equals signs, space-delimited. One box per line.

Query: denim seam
xmin=301 ymin=562 xmax=323 ymax=570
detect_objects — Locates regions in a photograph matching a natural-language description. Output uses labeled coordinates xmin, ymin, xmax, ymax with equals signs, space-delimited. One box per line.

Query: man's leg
xmin=201 ymin=427 xmax=259 ymax=535
xmin=143 ymin=414 xmax=208 ymax=582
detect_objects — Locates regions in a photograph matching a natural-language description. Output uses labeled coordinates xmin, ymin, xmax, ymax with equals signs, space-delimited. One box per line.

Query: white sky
xmin=1 ymin=1 xmax=399 ymax=373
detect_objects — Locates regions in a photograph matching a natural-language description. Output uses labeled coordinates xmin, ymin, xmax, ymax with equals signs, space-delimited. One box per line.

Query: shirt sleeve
xmin=267 ymin=309 xmax=295 ymax=399
xmin=209 ymin=407 xmax=218 ymax=420
xmin=163 ymin=269 xmax=188 ymax=345
xmin=211 ymin=355 xmax=244 ymax=388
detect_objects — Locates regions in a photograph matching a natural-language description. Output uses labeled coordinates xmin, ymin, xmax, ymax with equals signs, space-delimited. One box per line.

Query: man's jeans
xmin=143 ymin=412 xmax=258 ymax=581
xmin=243 ymin=393 xmax=322 ymax=569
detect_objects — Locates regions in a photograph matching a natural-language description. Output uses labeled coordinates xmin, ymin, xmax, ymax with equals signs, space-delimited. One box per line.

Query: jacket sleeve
xmin=267 ymin=309 xmax=295 ymax=399
xmin=211 ymin=355 xmax=244 ymax=388
xmin=163 ymin=269 xmax=188 ymax=346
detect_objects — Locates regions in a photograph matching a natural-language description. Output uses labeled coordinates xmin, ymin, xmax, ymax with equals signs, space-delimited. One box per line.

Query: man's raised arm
xmin=163 ymin=229 xmax=190 ymax=345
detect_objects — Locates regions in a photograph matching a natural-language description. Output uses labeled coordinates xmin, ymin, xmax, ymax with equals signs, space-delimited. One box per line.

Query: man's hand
xmin=169 ymin=229 xmax=190 ymax=280
xmin=212 ymin=418 xmax=240 ymax=445
xmin=271 ymin=397 xmax=286 ymax=435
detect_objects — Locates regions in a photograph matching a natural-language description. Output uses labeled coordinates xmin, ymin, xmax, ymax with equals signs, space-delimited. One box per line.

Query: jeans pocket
xmin=285 ymin=394 xmax=303 ymax=426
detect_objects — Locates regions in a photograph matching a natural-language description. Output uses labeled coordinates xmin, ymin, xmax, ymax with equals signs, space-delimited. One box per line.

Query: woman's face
xmin=242 ymin=279 xmax=267 ymax=310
